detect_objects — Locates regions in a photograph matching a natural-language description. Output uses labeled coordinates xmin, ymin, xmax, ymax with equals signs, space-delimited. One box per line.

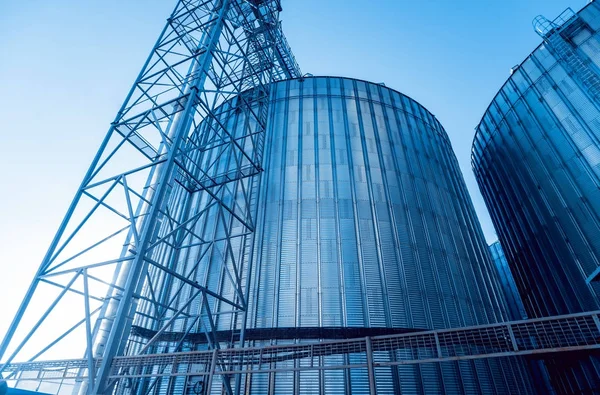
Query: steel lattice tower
xmin=0 ymin=1 xmax=300 ymax=393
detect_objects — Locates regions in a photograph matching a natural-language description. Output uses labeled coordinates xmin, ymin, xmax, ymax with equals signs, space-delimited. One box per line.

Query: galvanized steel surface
xmin=472 ymin=3 xmax=600 ymax=393
xmin=141 ymin=76 xmax=533 ymax=394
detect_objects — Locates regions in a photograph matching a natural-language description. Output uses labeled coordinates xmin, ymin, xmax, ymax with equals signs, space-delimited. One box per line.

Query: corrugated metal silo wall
xmin=238 ymin=76 xmax=532 ymax=394
xmin=472 ymin=3 xmax=600 ymax=393
xmin=130 ymin=76 xmax=534 ymax=394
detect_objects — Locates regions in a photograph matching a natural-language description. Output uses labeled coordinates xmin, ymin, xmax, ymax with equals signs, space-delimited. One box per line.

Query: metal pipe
xmin=82 ymin=270 xmax=95 ymax=393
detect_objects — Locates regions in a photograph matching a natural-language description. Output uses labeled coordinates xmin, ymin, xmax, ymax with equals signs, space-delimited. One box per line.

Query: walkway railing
xmin=2 ymin=310 xmax=600 ymax=393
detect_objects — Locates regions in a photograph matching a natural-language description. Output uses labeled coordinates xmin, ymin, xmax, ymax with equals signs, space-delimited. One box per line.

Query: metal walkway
xmin=3 ymin=310 xmax=600 ymax=393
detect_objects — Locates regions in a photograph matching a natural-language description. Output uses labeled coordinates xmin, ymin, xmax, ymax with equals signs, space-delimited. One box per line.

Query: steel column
xmin=365 ymin=336 xmax=377 ymax=395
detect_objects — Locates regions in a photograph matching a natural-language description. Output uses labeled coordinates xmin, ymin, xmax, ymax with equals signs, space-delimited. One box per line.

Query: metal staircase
xmin=534 ymin=8 xmax=600 ymax=102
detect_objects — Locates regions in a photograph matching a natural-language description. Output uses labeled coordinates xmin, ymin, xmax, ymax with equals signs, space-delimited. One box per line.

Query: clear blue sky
xmin=0 ymin=0 xmax=585 ymax=340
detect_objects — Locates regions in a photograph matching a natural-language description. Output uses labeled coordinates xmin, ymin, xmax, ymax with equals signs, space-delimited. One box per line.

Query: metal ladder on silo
xmin=536 ymin=10 xmax=600 ymax=103
xmin=548 ymin=31 xmax=600 ymax=101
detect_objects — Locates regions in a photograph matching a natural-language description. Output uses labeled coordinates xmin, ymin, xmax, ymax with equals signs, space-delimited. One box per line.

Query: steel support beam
xmin=0 ymin=1 xmax=300 ymax=395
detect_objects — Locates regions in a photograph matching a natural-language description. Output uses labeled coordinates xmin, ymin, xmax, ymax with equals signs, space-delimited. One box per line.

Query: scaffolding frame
xmin=0 ymin=1 xmax=299 ymax=394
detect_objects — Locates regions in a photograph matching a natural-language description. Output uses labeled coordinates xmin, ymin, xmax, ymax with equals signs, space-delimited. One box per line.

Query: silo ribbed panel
xmin=473 ymin=3 xmax=600 ymax=392
xmin=241 ymin=77 xmax=532 ymax=394
xmin=131 ymin=76 xmax=533 ymax=394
